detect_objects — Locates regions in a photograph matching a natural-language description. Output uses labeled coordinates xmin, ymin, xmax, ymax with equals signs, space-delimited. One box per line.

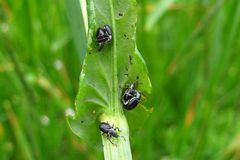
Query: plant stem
xmin=100 ymin=113 xmax=132 ymax=160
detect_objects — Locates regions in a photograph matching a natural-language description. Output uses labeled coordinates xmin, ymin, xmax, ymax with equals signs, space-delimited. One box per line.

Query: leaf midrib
xmin=108 ymin=0 xmax=119 ymax=115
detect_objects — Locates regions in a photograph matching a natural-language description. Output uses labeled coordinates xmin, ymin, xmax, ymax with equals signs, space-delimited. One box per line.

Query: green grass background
xmin=1 ymin=0 xmax=240 ymax=159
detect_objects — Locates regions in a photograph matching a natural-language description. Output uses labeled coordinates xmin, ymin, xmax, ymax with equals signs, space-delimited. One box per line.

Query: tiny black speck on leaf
xmin=123 ymin=34 xmax=129 ymax=40
xmin=118 ymin=13 xmax=123 ymax=16
xmin=129 ymin=55 xmax=133 ymax=65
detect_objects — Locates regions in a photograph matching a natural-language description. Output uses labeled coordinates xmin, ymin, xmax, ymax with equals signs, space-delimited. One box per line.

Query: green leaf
xmin=68 ymin=0 xmax=152 ymax=149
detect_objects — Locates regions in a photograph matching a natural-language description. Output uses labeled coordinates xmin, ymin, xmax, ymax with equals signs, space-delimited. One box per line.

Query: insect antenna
xmin=119 ymin=135 xmax=126 ymax=141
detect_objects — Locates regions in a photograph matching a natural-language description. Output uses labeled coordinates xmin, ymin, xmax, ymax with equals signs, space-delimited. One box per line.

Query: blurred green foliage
xmin=0 ymin=0 xmax=240 ymax=159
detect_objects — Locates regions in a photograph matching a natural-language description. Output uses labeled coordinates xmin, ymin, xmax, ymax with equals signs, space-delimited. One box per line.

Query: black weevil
xmin=99 ymin=122 xmax=125 ymax=146
xmin=96 ymin=25 xmax=112 ymax=51
xmin=121 ymin=83 xmax=141 ymax=110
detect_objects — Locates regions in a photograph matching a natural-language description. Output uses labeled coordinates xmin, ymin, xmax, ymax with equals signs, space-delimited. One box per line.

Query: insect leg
xmin=97 ymin=36 xmax=108 ymax=42
xmin=106 ymin=136 xmax=117 ymax=146
xmin=98 ymin=42 xmax=105 ymax=51
xmin=106 ymin=35 xmax=112 ymax=42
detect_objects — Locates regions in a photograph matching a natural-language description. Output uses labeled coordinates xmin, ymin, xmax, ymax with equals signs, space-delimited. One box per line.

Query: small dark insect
xmin=122 ymin=83 xmax=141 ymax=110
xmin=99 ymin=122 xmax=125 ymax=146
xmin=123 ymin=34 xmax=129 ymax=40
xmin=96 ymin=25 xmax=112 ymax=51
xmin=129 ymin=55 xmax=133 ymax=65
xmin=118 ymin=13 xmax=123 ymax=16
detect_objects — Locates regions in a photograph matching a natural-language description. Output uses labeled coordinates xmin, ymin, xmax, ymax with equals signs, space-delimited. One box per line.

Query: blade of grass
xmin=4 ymin=101 xmax=34 ymax=160
xmin=66 ymin=0 xmax=88 ymax=64
xmin=145 ymin=0 xmax=176 ymax=31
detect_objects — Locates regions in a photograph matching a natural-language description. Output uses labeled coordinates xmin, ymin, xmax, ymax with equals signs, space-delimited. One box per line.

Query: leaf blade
xmin=68 ymin=0 xmax=152 ymax=148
